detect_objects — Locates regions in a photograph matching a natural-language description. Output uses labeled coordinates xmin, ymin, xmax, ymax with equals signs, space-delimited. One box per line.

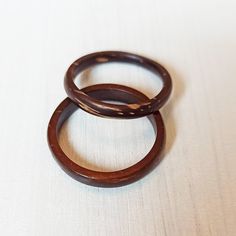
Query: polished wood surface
xmin=48 ymin=84 xmax=165 ymax=187
xmin=65 ymin=51 xmax=172 ymax=118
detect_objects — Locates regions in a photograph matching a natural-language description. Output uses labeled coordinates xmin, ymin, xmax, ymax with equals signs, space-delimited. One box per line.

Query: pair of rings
xmin=47 ymin=51 xmax=172 ymax=187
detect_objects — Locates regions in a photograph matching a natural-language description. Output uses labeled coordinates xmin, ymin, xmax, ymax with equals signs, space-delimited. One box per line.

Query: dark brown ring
xmin=48 ymin=84 xmax=165 ymax=187
xmin=64 ymin=51 xmax=172 ymax=119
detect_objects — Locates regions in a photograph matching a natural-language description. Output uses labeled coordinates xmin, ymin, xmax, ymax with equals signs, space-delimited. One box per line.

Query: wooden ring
xmin=48 ymin=84 xmax=165 ymax=187
xmin=64 ymin=51 xmax=172 ymax=118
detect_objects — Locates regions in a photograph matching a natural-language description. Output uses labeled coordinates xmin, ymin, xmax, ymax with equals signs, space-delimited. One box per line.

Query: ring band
xmin=64 ymin=51 xmax=172 ymax=119
xmin=48 ymin=84 xmax=165 ymax=187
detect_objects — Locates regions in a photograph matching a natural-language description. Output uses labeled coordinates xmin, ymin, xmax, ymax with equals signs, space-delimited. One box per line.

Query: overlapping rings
xmin=48 ymin=51 xmax=172 ymax=187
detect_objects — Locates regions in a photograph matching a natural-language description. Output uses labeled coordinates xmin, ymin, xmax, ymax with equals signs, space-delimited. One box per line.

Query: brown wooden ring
xmin=64 ymin=51 xmax=172 ymax=119
xmin=48 ymin=84 xmax=166 ymax=187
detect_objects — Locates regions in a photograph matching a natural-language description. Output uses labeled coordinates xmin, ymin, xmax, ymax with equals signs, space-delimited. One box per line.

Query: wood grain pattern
xmin=0 ymin=0 xmax=236 ymax=235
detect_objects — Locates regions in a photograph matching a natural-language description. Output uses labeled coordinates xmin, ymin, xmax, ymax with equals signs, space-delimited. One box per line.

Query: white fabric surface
xmin=0 ymin=0 xmax=236 ymax=235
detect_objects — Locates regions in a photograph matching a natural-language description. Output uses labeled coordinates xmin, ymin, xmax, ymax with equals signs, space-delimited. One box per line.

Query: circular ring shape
xmin=64 ymin=51 xmax=172 ymax=119
xmin=48 ymin=84 xmax=166 ymax=187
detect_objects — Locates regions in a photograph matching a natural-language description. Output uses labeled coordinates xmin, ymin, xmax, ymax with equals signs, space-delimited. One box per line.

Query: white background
xmin=0 ymin=0 xmax=236 ymax=235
